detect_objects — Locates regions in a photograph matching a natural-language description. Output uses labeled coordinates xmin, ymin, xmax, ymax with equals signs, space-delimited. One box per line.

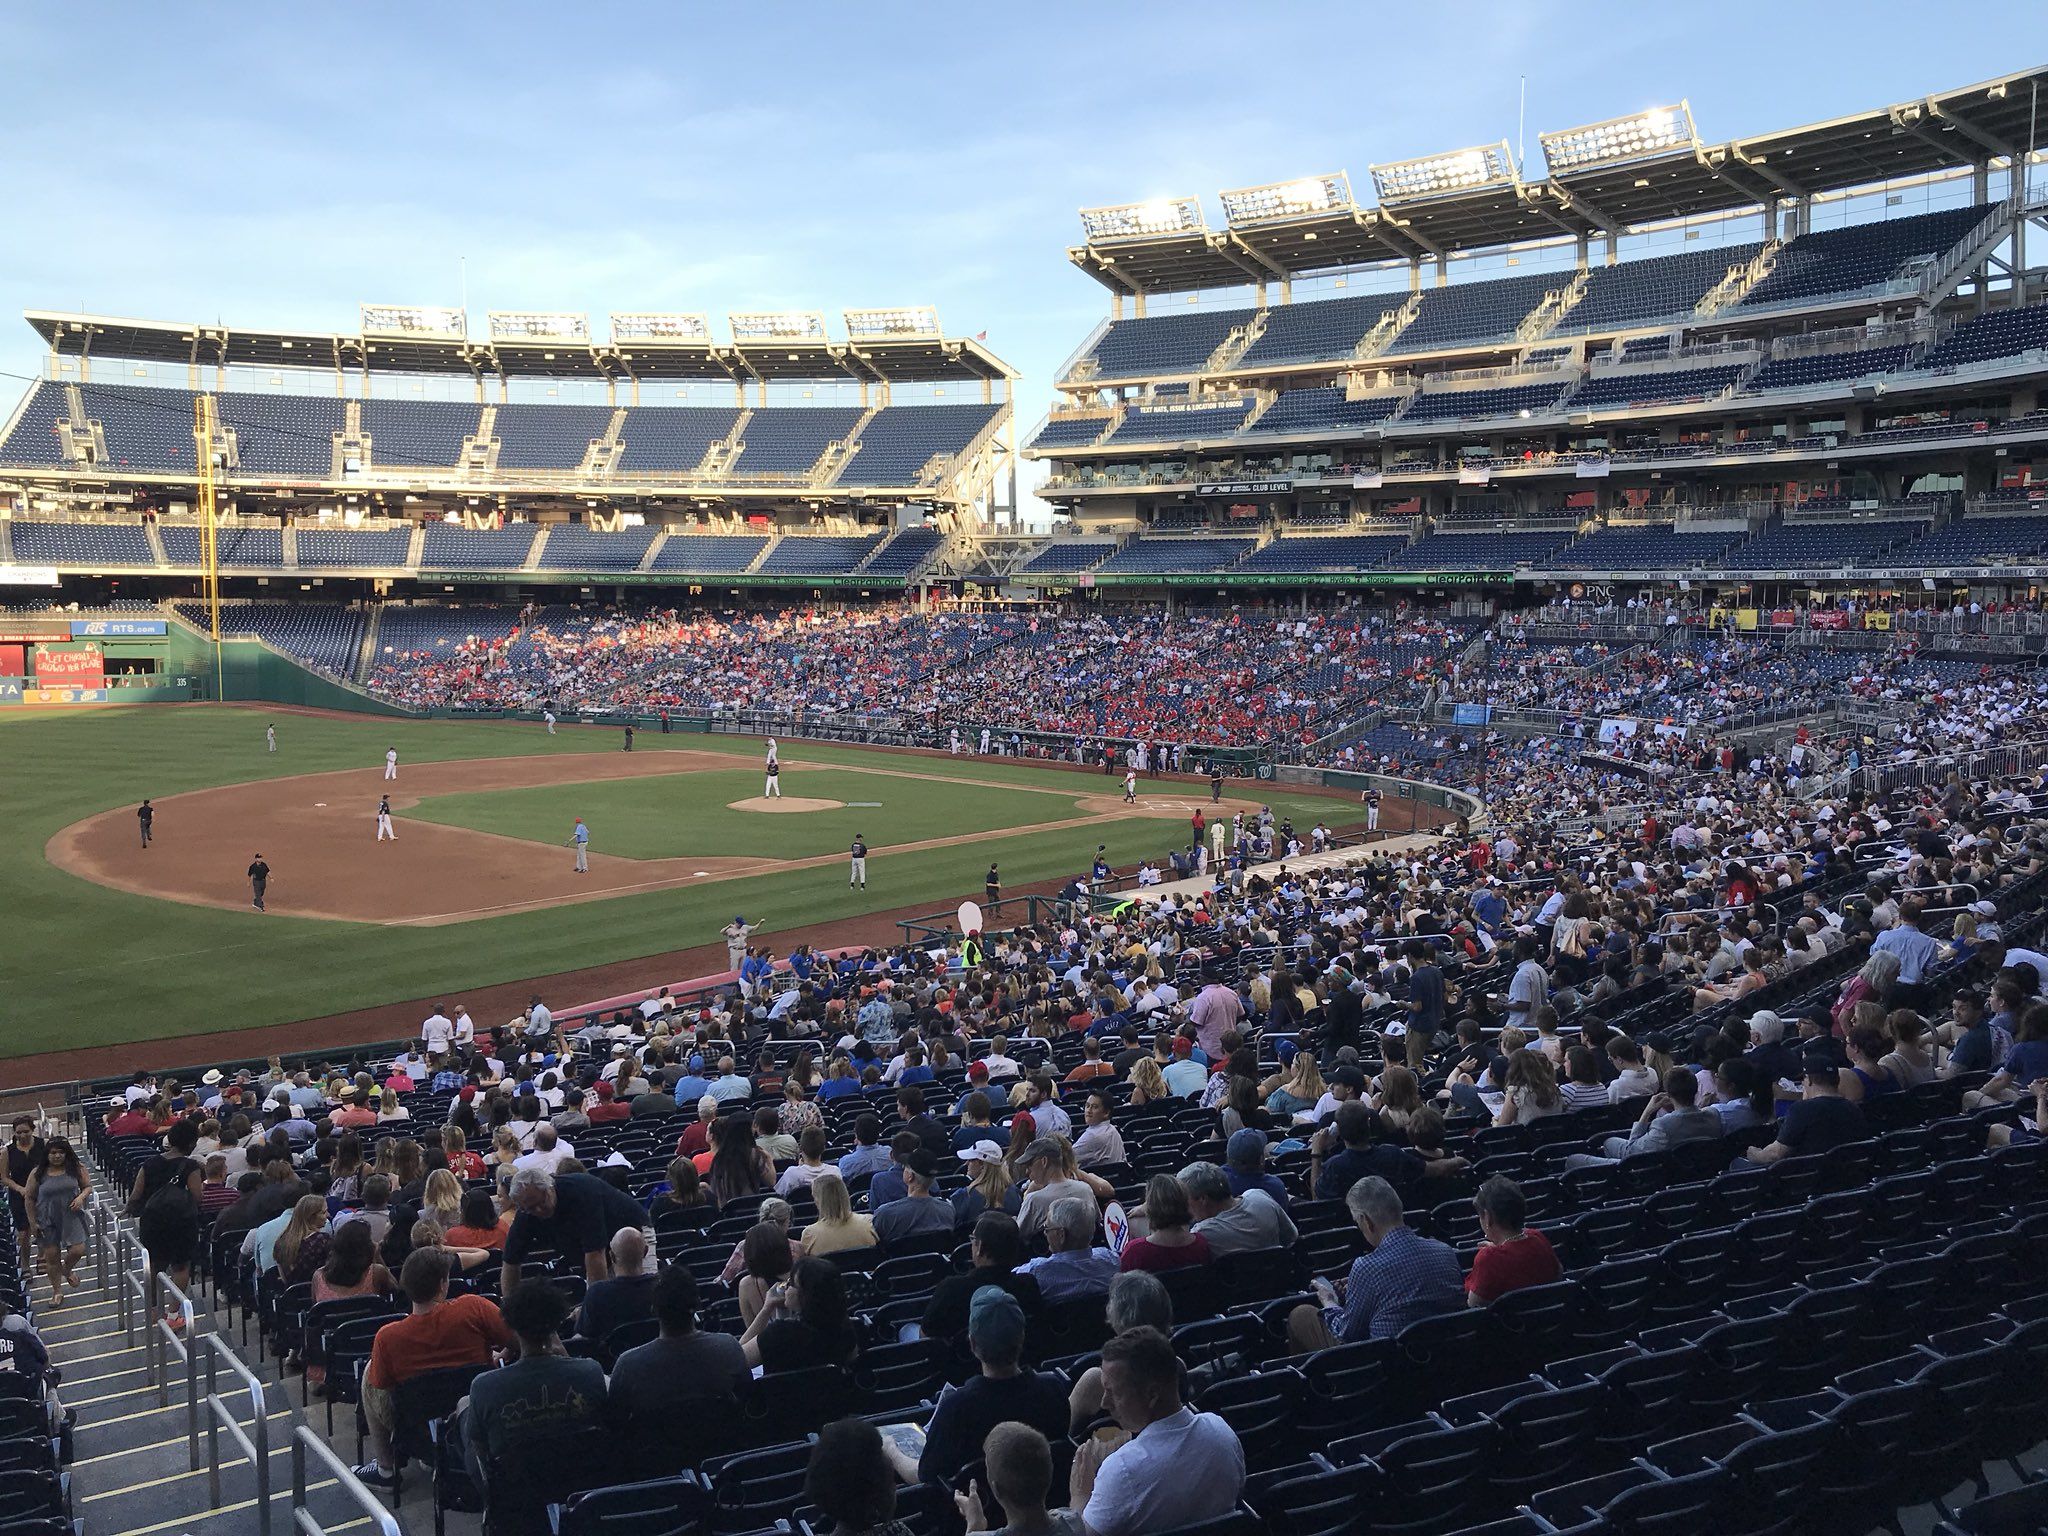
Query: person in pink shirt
xmin=1189 ymin=977 xmax=1246 ymax=1064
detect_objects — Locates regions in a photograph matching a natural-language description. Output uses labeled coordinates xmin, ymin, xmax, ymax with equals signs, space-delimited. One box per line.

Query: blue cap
xmin=1275 ymin=1039 xmax=1298 ymax=1065
xmin=689 ymin=1054 xmax=705 ymax=1073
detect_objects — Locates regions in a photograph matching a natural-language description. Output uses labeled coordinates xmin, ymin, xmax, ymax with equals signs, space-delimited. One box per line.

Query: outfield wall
xmin=162 ymin=618 xmax=415 ymax=716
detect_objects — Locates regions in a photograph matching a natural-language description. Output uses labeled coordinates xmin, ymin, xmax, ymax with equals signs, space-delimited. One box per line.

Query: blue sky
xmin=0 ymin=3 xmax=2037 ymax=477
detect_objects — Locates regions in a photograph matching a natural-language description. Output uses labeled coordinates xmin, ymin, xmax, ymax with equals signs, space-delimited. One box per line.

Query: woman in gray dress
xmin=26 ymin=1139 xmax=89 ymax=1307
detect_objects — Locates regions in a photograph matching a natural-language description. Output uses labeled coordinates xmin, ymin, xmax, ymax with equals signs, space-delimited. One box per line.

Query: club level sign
xmin=1193 ymin=480 xmax=1292 ymax=496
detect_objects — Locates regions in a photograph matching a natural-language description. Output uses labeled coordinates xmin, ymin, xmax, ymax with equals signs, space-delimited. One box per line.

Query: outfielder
xmin=567 ymin=816 xmax=589 ymax=872
xmin=543 ymin=709 xmax=557 ymax=736
xmin=384 ymin=747 xmax=398 ymax=780
xmin=849 ymin=834 xmax=868 ymax=890
xmin=266 ymin=724 xmax=277 ymax=754
xmin=376 ymin=794 xmax=396 ymax=841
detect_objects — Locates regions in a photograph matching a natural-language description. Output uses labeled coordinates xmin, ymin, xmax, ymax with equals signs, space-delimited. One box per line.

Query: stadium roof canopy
xmin=24 ymin=305 xmax=1016 ymax=384
xmin=1070 ymin=67 xmax=2048 ymax=296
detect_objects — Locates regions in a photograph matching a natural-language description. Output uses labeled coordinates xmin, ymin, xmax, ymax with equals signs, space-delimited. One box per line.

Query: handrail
xmin=150 ymin=1270 xmax=196 ymax=1407
xmin=200 ymin=1333 xmax=272 ymax=1536
xmin=292 ymin=1425 xmax=404 ymax=1536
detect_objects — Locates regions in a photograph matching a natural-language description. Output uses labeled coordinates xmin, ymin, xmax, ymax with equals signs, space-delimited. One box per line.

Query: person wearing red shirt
xmin=1464 ymin=1177 xmax=1560 ymax=1306
xmin=330 ymin=1090 xmax=377 ymax=1130
xmin=354 ymin=1247 xmax=511 ymax=1486
xmin=586 ymin=1082 xmax=630 ymax=1124
xmin=105 ymin=1103 xmax=153 ymax=1139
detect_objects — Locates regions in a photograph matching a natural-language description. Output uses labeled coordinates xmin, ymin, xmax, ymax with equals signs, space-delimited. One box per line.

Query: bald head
xmin=609 ymin=1227 xmax=652 ymax=1276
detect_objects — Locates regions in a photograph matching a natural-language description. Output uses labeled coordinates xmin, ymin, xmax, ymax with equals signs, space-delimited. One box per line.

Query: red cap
xmin=457 ymin=1085 xmax=476 ymax=1102
xmin=1172 ymin=1038 xmax=1193 ymax=1058
xmin=967 ymin=1061 xmax=989 ymax=1081
xmin=595 ymin=1081 xmax=615 ymax=1100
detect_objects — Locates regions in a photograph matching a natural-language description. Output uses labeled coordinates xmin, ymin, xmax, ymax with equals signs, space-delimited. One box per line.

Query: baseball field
xmin=3 ymin=703 xmax=1433 ymax=1072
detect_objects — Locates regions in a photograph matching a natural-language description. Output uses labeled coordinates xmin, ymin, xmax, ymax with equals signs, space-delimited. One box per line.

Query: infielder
xmin=266 ymin=724 xmax=277 ymax=753
xmin=1123 ymin=769 xmax=1138 ymax=804
xmin=722 ymin=915 xmax=754 ymax=970
xmin=567 ymin=816 xmax=589 ymax=872
xmin=384 ymin=747 xmax=398 ymax=780
xmin=849 ymin=834 xmax=868 ymax=890
xmin=543 ymin=709 xmax=557 ymax=736
xmin=376 ymin=794 xmax=396 ymax=841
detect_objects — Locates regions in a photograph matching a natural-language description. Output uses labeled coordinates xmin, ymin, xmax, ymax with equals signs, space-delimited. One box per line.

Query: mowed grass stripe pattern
xmin=403 ymin=766 xmax=1081 ymax=860
xmin=2 ymin=708 xmax=1351 ymax=1053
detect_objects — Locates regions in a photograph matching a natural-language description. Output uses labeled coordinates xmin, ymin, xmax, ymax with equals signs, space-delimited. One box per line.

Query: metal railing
xmin=200 ymin=1333 xmax=272 ymax=1536
xmin=292 ymin=1427 xmax=402 ymax=1536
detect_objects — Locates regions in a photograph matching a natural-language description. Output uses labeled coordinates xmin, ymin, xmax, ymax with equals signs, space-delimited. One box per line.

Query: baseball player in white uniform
xmin=1123 ymin=769 xmax=1138 ymax=804
xmin=543 ymin=709 xmax=557 ymax=735
xmin=722 ymin=916 xmax=754 ymax=969
xmin=1209 ymin=817 xmax=1227 ymax=864
xmin=384 ymin=747 xmax=399 ymax=780
xmin=266 ymin=724 xmax=277 ymax=753
xmin=764 ymin=739 xmax=782 ymax=799
xmin=949 ymin=727 xmax=960 ymax=756
xmin=1365 ymin=789 xmax=1381 ymax=831
xmin=376 ymin=794 xmax=396 ymax=841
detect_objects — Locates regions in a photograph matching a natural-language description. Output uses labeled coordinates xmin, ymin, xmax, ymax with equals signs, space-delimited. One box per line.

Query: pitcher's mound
xmin=729 ymin=796 xmax=846 ymax=814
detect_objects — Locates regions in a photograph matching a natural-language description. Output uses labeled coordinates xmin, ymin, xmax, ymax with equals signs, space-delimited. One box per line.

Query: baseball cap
xmin=458 ymin=1085 xmax=476 ymax=1102
xmin=595 ymin=1082 xmax=615 ymax=1100
xmin=967 ymin=1061 xmax=989 ymax=1081
xmin=1226 ymin=1129 xmax=1268 ymax=1169
xmin=1329 ymin=1065 xmax=1367 ymax=1091
xmin=960 ymin=1139 xmax=1005 ymax=1165
xmin=1970 ymin=900 xmax=1998 ymax=917
xmin=968 ymin=1285 xmax=1026 ymax=1360
xmin=902 ymin=1149 xmax=940 ymax=1181
xmin=1171 ymin=1038 xmax=1193 ymax=1058
xmin=1275 ymin=1039 xmax=1298 ymax=1065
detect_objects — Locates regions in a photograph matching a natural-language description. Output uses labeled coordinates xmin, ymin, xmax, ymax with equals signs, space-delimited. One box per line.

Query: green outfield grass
xmin=0 ymin=707 xmax=1358 ymax=1059
xmin=404 ymin=765 xmax=1086 ymax=860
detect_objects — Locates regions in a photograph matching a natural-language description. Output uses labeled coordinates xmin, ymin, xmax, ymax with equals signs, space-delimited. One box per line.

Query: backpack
xmin=135 ymin=1160 xmax=198 ymax=1243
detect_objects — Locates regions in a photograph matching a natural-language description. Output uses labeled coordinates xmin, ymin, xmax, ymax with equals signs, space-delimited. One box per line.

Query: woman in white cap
xmin=951 ymin=1140 xmax=1020 ymax=1228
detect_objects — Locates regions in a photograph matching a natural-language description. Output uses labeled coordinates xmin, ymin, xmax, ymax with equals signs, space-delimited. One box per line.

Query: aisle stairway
xmin=52 ymin=1151 xmax=413 ymax=1536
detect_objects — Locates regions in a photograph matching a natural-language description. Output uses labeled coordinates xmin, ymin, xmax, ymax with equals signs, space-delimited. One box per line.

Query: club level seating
xmin=296 ymin=527 xmax=413 ymax=567
xmin=1917 ymin=304 xmax=2048 ymax=370
xmin=1019 ymin=540 xmax=1118 ymax=574
xmin=1739 ymin=203 xmax=1994 ymax=311
xmin=374 ymin=604 xmax=523 ymax=655
xmin=856 ymin=527 xmax=943 ymax=575
xmin=616 ymin=406 xmax=743 ymax=475
xmin=1388 ymin=529 xmax=1574 ymax=569
xmin=0 ymin=381 xmax=70 ymax=465
xmin=1383 ymin=271 xmax=1560 ymax=357
xmin=1558 ymin=242 xmax=1764 ymax=334
xmin=1619 ymin=335 xmax=1674 ymax=359
xmin=1881 ymin=514 xmax=2048 ymax=567
xmin=1236 ymin=291 xmax=1411 ymax=369
xmin=732 ymin=407 xmax=863 ymax=477
xmin=1094 ymin=536 xmax=1253 ymax=574
xmin=418 ymin=524 xmax=537 ymax=569
xmin=1109 ymin=403 xmax=1253 ymax=444
xmin=754 ymin=533 xmax=886 ymax=574
xmin=839 ymin=404 xmax=998 ymax=486
xmin=1570 ymin=366 xmax=1746 ymax=411
xmin=646 ymin=533 xmax=768 ymax=573
xmin=1551 ymin=524 xmax=1744 ymax=570
xmin=1077 ymin=305 xmax=1258 ymax=379
xmin=170 ymin=601 xmax=363 ymax=673
xmin=7 ymin=518 xmax=156 ymax=565
xmin=1236 ymin=534 xmax=1406 ymax=572
xmin=535 ymin=523 xmax=659 ymax=570
xmin=493 ymin=403 xmax=613 ymax=470
xmin=216 ymin=391 xmax=344 ymax=478
xmin=1150 ymin=506 xmax=1211 ymax=532
xmin=1245 ymin=389 xmax=1405 ymax=436
xmin=361 ymin=399 xmax=480 ymax=467
xmin=1401 ymin=382 xmax=1572 ymax=425
xmin=1745 ymin=345 xmax=1911 ymax=393
xmin=1718 ymin=518 xmax=1928 ymax=570
xmin=160 ymin=524 xmax=284 ymax=568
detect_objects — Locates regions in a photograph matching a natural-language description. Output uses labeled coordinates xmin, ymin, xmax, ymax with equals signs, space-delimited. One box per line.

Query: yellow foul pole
xmin=194 ymin=395 xmax=223 ymax=696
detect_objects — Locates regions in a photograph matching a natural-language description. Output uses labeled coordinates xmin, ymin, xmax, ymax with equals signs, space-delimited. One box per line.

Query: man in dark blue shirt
xmin=1743 ymin=1060 xmax=1866 ymax=1165
xmin=1312 ymin=1102 xmax=1423 ymax=1202
xmin=1403 ymin=941 xmax=1445 ymax=1070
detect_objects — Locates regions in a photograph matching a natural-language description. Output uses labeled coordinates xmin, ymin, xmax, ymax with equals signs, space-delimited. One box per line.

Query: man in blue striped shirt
xmin=1288 ymin=1176 xmax=1464 ymax=1351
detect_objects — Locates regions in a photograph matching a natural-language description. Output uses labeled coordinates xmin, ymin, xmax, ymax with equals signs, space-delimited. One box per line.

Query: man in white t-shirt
xmin=420 ymin=1007 xmax=455 ymax=1057
xmin=512 ymin=1124 xmax=575 ymax=1176
xmin=1072 ymin=1326 xmax=1243 ymax=1536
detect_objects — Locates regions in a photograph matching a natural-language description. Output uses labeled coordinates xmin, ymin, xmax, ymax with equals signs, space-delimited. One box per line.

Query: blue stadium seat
xmin=1401 ymin=382 xmax=1571 ymax=424
xmin=419 ymin=524 xmax=537 ymax=569
xmin=161 ymin=525 xmax=284 ymax=568
xmin=362 ymin=400 xmax=480 ymax=466
xmin=0 ymin=382 xmax=71 ymax=466
xmin=9 ymin=519 xmax=157 ymax=565
xmin=1094 ymin=537 xmax=1253 ymax=575
xmin=535 ymin=524 xmax=659 ymax=570
xmin=77 ymin=383 xmax=197 ymax=470
xmin=1382 ymin=272 xmax=1559 ymax=357
xmin=493 ymin=404 xmax=613 ymax=470
xmin=839 ymin=405 xmax=997 ymax=486
xmin=616 ymin=407 xmax=743 ymax=475
xmin=1028 ymin=415 xmax=1115 ymax=450
xmin=1110 ymin=403 xmax=1253 ymax=445
xmin=647 ymin=534 xmax=769 ymax=573
xmin=1738 ymin=204 xmax=1993 ymax=311
xmin=857 ymin=527 xmax=943 ymax=575
xmin=1244 ymin=390 xmax=1405 ymax=436
xmin=297 ymin=527 xmax=413 ymax=567
xmin=171 ymin=601 xmax=363 ymax=674
xmin=1389 ymin=530 xmax=1572 ymax=570
xmin=1916 ymin=304 xmax=2048 ymax=370
xmin=1019 ymin=541 xmax=1118 ymax=574
xmin=1551 ymin=524 xmax=1743 ymax=569
xmin=1745 ymin=346 xmax=1910 ymax=393
xmin=1236 ymin=293 xmax=1410 ymax=368
xmin=1236 ymin=535 xmax=1405 ymax=573
xmin=1556 ymin=244 xmax=1763 ymax=335
xmin=1881 ymin=514 xmax=2048 ymax=567
xmin=1570 ymin=366 xmax=1745 ymax=411
xmin=216 ymin=393 xmax=344 ymax=478
xmin=733 ymin=408 xmax=863 ymax=477
xmin=1076 ymin=306 xmax=1257 ymax=379
xmin=755 ymin=533 xmax=886 ymax=575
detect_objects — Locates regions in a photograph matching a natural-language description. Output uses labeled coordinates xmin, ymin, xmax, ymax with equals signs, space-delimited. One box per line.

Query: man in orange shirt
xmin=353 ymin=1247 xmax=511 ymax=1488
xmin=1062 ymin=1037 xmax=1115 ymax=1086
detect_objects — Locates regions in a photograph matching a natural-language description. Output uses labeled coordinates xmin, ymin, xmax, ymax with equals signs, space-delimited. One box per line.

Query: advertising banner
xmin=33 ymin=644 xmax=104 ymax=688
xmin=22 ymin=687 xmax=109 ymax=704
xmin=0 ymin=646 xmax=22 ymax=678
xmin=1597 ymin=717 xmax=1639 ymax=744
xmin=1864 ymin=611 xmax=1893 ymax=631
xmin=70 ymin=618 xmax=167 ymax=638
xmin=1451 ymin=702 xmax=1493 ymax=726
xmin=1734 ymin=608 xmax=1759 ymax=632
xmin=1767 ymin=609 xmax=1798 ymax=629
